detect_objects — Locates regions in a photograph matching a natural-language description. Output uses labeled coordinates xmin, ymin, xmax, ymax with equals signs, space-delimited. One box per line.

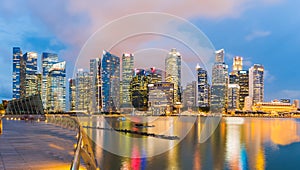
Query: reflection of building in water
xmin=211 ymin=120 xmax=226 ymax=169
xmin=270 ymin=119 xmax=300 ymax=145
xmin=148 ymin=82 xmax=174 ymax=115
xmin=252 ymin=100 xmax=298 ymax=113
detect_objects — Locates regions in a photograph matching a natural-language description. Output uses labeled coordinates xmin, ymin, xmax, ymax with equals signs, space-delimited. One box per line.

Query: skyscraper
xmin=121 ymin=53 xmax=134 ymax=109
xmin=130 ymin=69 xmax=150 ymax=111
xmin=182 ymin=81 xmax=197 ymax=109
xmin=12 ymin=47 xmax=22 ymax=99
xmin=249 ymin=64 xmax=264 ymax=104
xmin=42 ymin=52 xmax=58 ymax=106
xmin=146 ymin=67 xmax=164 ymax=83
xmin=211 ymin=49 xmax=229 ymax=113
xmin=101 ymin=51 xmax=120 ymax=113
xmin=238 ymin=70 xmax=249 ymax=110
xmin=75 ymin=69 xmax=91 ymax=112
xmin=69 ymin=78 xmax=76 ymax=111
xmin=228 ymin=84 xmax=240 ymax=111
xmin=232 ymin=56 xmax=243 ymax=74
xmin=196 ymin=64 xmax=210 ymax=111
xmin=90 ymin=58 xmax=102 ymax=113
xmin=20 ymin=52 xmax=39 ymax=97
xmin=165 ymin=48 xmax=181 ymax=103
xmin=46 ymin=61 xmax=66 ymax=112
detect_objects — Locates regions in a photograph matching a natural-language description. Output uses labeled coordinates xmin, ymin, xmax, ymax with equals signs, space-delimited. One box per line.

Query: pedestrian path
xmin=0 ymin=119 xmax=78 ymax=170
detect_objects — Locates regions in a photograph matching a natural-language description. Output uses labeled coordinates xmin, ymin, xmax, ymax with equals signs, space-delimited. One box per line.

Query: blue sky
xmin=0 ymin=0 xmax=299 ymax=102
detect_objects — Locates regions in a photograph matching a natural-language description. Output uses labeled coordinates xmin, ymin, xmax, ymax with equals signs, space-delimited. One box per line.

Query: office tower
xmin=101 ymin=51 xmax=120 ymax=112
xmin=211 ymin=49 xmax=229 ymax=113
xmin=90 ymin=58 xmax=102 ymax=113
xmin=69 ymin=79 xmax=76 ymax=111
xmin=238 ymin=70 xmax=249 ymax=110
xmin=196 ymin=64 xmax=210 ymax=110
xmin=165 ymin=48 xmax=181 ymax=103
xmin=42 ymin=52 xmax=58 ymax=106
xmin=249 ymin=64 xmax=264 ymax=104
xmin=20 ymin=52 xmax=38 ymax=98
xmin=12 ymin=47 xmax=22 ymax=99
xmin=46 ymin=61 xmax=66 ymax=112
xmin=121 ymin=53 xmax=134 ymax=109
xmin=232 ymin=56 xmax=243 ymax=74
xmin=228 ymin=84 xmax=240 ymax=111
xmin=148 ymin=82 xmax=174 ymax=115
xmin=129 ymin=69 xmax=150 ymax=111
xmin=146 ymin=67 xmax=164 ymax=83
xmin=182 ymin=81 xmax=197 ymax=109
xmin=75 ymin=69 xmax=91 ymax=112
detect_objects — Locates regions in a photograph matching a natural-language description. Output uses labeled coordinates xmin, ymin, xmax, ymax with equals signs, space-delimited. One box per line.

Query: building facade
xmin=12 ymin=47 xmax=22 ymax=99
xmin=46 ymin=62 xmax=66 ymax=112
xmin=228 ymin=84 xmax=240 ymax=111
xmin=165 ymin=48 xmax=181 ymax=103
xmin=101 ymin=51 xmax=120 ymax=112
xmin=90 ymin=58 xmax=102 ymax=113
xmin=249 ymin=64 xmax=264 ymax=104
xmin=182 ymin=81 xmax=197 ymax=110
xmin=42 ymin=52 xmax=58 ymax=107
xmin=196 ymin=64 xmax=210 ymax=110
xmin=211 ymin=49 xmax=229 ymax=113
xmin=69 ymin=78 xmax=76 ymax=111
xmin=238 ymin=70 xmax=249 ymax=110
xmin=75 ymin=69 xmax=91 ymax=112
xmin=20 ymin=52 xmax=39 ymax=98
xmin=121 ymin=53 xmax=134 ymax=109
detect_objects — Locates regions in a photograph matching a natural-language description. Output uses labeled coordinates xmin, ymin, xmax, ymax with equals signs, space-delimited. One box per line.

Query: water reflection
xmin=81 ymin=117 xmax=300 ymax=169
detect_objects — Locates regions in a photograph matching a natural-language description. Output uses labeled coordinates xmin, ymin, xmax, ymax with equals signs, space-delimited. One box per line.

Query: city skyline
xmin=1 ymin=1 xmax=300 ymax=103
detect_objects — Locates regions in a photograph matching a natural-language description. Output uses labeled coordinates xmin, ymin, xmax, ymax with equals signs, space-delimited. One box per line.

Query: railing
xmin=45 ymin=115 xmax=98 ymax=170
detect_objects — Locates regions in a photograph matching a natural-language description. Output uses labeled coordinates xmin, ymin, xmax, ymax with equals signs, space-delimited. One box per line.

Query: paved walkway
xmin=0 ymin=119 xmax=78 ymax=170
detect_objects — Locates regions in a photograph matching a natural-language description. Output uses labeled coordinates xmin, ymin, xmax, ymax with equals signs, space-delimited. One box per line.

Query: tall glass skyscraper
xmin=46 ymin=61 xmax=66 ymax=112
xmin=68 ymin=78 xmax=76 ymax=111
xmin=121 ymin=53 xmax=134 ymax=109
xmin=90 ymin=58 xmax=102 ymax=113
xmin=75 ymin=69 xmax=91 ymax=112
xmin=211 ymin=49 xmax=228 ymax=113
xmin=238 ymin=70 xmax=249 ymax=110
xmin=20 ymin=52 xmax=39 ymax=98
xmin=12 ymin=47 xmax=22 ymax=99
xmin=42 ymin=52 xmax=58 ymax=107
xmin=101 ymin=51 xmax=120 ymax=113
xmin=165 ymin=48 xmax=181 ymax=103
xmin=196 ymin=64 xmax=210 ymax=110
xmin=249 ymin=64 xmax=264 ymax=104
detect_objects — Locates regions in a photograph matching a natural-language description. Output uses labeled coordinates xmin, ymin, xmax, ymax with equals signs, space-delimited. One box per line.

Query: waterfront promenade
xmin=0 ymin=119 xmax=78 ymax=170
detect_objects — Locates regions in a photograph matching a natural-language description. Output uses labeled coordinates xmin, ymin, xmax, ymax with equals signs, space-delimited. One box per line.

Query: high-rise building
xmin=75 ymin=69 xmax=91 ymax=112
xmin=69 ymin=78 xmax=76 ymax=111
xmin=46 ymin=61 xmax=66 ymax=112
xmin=129 ymin=69 xmax=150 ymax=111
xmin=232 ymin=56 xmax=243 ymax=74
xmin=90 ymin=58 xmax=102 ymax=113
xmin=196 ymin=64 xmax=210 ymax=110
xmin=12 ymin=47 xmax=22 ymax=99
xmin=146 ymin=67 xmax=164 ymax=83
xmin=165 ymin=48 xmax=181 ymax=103
xmin=249 ymin=64 xmax=264 ymax=104
xmin=294 ymin=100 xmax=299 ymax=109
xmin=238 ymin=70 xmax=249 ymax=110
xmin=148 ymin=82 xmax=174 ymax=115
xmin=228 ymin=84 xmax=240 ymax=111
xmin=121 ymin=53 xmax=134 ymax=109
xmin=182 ymin=81 xmax=197 ymax=109
xmin=211 ymin=49 xmax=229 ymax=113
xmin=42 ymin=52 xmax=58 ymax=106
xmin=20 ymin=52 xmax=39 ymax=97
xmin=101 ymin=51 xmax=120 ymax=113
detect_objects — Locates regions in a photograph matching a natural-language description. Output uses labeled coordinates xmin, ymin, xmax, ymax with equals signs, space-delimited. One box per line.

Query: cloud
xmin=280 ymin=90 xmax=300 ymax=100
xmin=264 ymin=69 xmax=276 ymax=83
xmin=245 ymin=30 xmax=271 ymax=41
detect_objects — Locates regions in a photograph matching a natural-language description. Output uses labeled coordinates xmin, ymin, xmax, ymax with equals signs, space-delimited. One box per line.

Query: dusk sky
xmin=0 ymin=0 xmax=299 ymax=102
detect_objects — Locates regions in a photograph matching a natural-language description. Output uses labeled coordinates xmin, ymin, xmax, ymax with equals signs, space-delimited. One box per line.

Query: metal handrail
xmin=45 ymin=115 xmax=98 ymax=170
